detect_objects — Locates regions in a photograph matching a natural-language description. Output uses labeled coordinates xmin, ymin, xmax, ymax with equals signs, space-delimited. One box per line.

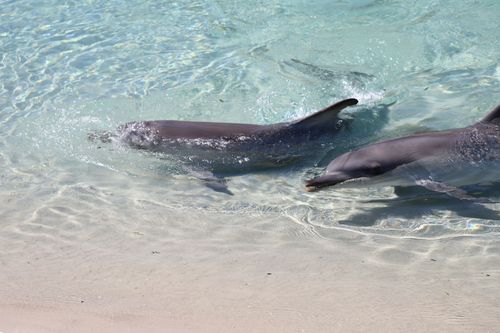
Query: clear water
xmin=2 ymin=0 xmax=500 ymax=282
xmin=2 ymin=0 xmax=500 ymax=239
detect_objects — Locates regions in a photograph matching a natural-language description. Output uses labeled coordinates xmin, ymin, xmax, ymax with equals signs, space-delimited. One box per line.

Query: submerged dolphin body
xmin=306 ymin=104 xmax=500 ymax=202
xmin=284 ymin=59 xmax=375 ymax=87
xmin=98 ymin=98 xmax=359 ymax=194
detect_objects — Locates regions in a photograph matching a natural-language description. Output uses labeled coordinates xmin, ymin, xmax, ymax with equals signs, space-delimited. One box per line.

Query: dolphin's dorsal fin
xmin=481 ymin=104 xmax=500 ymax=123
xmin=290 ymin=98 xmax=358 ymax=129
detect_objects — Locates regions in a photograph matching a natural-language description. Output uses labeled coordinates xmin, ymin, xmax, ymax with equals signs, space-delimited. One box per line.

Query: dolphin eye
xmin=335 ymin=120 xmax=344 ymax=129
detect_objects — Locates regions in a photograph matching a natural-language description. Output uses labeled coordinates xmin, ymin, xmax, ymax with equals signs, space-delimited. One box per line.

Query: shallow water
xmin=2 ymin=0 xmax=500 ymax=236
xmin=1 ymin=1 xmax=500 ymax=330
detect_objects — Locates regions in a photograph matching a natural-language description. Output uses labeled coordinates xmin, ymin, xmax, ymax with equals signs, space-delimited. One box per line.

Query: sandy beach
xmin=2 ymin=211 xmax=499 ymax=333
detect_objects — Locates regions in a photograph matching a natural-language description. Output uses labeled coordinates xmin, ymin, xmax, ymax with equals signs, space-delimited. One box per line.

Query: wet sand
xmin=1 ymin=212 xmax=499 ymax=333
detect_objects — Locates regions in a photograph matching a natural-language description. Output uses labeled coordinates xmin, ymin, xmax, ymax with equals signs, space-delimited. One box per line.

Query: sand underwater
xmin=1 ymin=0 xmax=500 ymax=332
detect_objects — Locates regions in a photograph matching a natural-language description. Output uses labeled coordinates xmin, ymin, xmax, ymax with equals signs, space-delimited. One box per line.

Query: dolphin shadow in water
xmin=338 ymin=185 xmax=500 ymax=227
xmin=282 ymin=59 xmax=375 ymax=90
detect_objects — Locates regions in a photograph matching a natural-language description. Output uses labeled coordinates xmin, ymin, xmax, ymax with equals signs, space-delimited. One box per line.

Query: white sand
xmin=1 ymin=212 xmax=499 ymax=332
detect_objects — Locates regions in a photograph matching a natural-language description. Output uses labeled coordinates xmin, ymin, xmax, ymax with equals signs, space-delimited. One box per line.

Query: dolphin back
xmin=289 ymin=98 xmax=358 ymax=130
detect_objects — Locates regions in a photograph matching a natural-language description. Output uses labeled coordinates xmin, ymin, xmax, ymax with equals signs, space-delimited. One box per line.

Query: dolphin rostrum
xmin=94 ymin=98 xmax=359 ymax=194
xmin=306 ymin=103 xmax=500 ymax=202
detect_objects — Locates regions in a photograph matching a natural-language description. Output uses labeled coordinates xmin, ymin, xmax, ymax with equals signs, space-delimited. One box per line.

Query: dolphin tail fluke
xmin=291 ymin=98 xmax=358 ymax=130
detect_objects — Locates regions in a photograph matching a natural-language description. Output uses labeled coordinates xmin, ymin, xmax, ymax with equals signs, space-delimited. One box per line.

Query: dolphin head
xmin=306 ymin=151 xmax=384 ymax=192
xmin=304 ymin=137 xmax=422 ymax=192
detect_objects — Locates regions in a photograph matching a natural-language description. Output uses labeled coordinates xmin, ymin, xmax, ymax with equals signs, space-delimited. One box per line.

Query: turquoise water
xmin=1 ymin=0 xmax=500 ymax=246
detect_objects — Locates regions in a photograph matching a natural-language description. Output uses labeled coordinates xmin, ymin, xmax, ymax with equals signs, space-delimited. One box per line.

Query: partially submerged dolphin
xmin=306 ymin=103 xmax=500 ymax=202
xmin=284 ymin=59 xmax=375 ymax=87
xmin=95 ymin=98 xmax=359 ymax=194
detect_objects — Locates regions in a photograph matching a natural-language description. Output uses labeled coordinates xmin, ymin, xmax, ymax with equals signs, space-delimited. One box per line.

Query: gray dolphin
xmin=95 ymin=98 xmax=358 ymax=194
xmin=306 ymin=103 xmax=500 ymax=202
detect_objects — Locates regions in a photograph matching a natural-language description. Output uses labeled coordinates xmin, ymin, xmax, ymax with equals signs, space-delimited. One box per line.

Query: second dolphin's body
xmin=306 ymin=103 xmax=500 ymax=202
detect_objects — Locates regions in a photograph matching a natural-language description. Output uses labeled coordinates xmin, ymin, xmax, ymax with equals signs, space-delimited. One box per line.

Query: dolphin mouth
xmin=305 ymin=173 xmax=349 ymax=192
xmin=305 ymin=174 xmax=370 ymax=192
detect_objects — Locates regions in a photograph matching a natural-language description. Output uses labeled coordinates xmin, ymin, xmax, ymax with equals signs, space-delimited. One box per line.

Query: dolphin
xmin=93 ymin=98 xmax=359 ymax=194
xmin=306 ymin=103 xmax=500 ymax=202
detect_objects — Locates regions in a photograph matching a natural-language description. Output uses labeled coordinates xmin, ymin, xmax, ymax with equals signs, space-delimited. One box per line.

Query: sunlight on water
xmin=1 ymin=0 xmax=500 ymax=250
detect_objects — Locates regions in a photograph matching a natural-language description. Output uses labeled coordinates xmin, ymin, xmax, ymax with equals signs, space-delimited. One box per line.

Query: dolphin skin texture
xmin=95 ymin=98 xmax=358 ymax=194
xmin=306 ymin=103 xmax=500 ymax=202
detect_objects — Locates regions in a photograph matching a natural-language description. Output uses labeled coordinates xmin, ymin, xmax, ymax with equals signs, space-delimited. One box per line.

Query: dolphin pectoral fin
xmin=416 ymin=179 xmax=491 ymax=203
xmin=183 ymin=166 xmax=234 ymax=196
xmin=291 ymin=98 xmax=358 ymax=130
xmin=204 ymin=179 xmax=234 ymax=196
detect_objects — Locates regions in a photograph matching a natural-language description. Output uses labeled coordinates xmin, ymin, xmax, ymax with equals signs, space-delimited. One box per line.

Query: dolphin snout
xmin=305 ymin=172 xmax=350 ymax=192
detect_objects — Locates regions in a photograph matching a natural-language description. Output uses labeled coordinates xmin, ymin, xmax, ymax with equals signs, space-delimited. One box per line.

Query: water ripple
xmin=1 ymin=0 xmax=500 ymax=246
